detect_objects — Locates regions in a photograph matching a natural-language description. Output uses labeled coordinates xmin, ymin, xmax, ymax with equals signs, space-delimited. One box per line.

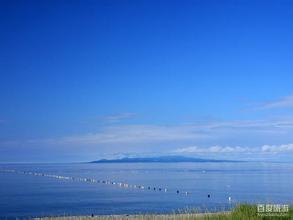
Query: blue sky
xmin=1 ymin=0 xmax=293 ymax=162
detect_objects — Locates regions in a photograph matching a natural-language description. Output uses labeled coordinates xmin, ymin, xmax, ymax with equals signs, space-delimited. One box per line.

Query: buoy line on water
xmin=0 ymin=169 xmax=192 ymax=196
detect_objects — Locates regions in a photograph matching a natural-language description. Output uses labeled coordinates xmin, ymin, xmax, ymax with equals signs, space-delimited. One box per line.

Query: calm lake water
xmin=0 ymin=162 xmax=292 ymax=218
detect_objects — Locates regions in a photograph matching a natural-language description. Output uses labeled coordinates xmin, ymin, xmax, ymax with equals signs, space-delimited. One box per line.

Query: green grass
xmin=38 ymin=204 xmax=293 ymax=220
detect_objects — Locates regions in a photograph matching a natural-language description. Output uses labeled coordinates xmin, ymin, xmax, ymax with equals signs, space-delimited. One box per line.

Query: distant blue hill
xmin=90 ymin=156 xmax=240 ymax=163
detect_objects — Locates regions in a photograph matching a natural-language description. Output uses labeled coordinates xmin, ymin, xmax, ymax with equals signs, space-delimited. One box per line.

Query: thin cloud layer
xmin=22 ymin=117 xmax=293 ymax=146
xmin=28 ymin=124 xmax=207 ymax=145
xmin=258 ymin=95 xmax=293 ymax=110
xmin=174 ymin=143 xmax=293 ymax=154
xmin=2 ymin=117 xmax=293 ymax=162
xmin=98 ymin=112 xmax=137 ymax=123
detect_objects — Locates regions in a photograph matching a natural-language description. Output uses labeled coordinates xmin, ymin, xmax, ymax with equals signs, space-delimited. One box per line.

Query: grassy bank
xmin=38 ymin=204 xmax=293 ymax=220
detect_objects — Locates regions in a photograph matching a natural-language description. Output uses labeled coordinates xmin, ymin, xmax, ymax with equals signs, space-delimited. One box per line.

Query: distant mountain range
xmin=90 ymin=156 xmax=240 ymax=163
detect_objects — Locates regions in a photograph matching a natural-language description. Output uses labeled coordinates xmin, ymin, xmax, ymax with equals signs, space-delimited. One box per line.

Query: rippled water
xmin=0 ymin=162 xmax=292 ymax=218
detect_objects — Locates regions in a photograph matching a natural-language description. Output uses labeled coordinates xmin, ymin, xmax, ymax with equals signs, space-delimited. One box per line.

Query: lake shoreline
xmin=35 ymin=211 xmax=231 ymax=220
xmin=34 ymin=204 xmax=293 ymax=220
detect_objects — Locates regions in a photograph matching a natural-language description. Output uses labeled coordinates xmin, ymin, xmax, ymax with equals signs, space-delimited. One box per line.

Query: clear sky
xmin=1 ymin=0 xmax=293 ymax=162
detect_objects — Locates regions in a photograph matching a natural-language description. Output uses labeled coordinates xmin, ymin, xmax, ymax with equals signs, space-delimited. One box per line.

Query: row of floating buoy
xmin=1 ymin=169 xmax=191 ymax=196
xmin=1 ymin=169 xmax=233 ymax=201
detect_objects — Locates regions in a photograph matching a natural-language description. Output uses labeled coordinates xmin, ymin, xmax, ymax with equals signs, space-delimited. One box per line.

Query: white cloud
xmin=173 ymin=145 xmax=252 ymax=153
xmin=261 ymin=143 xmax=293 ymax=153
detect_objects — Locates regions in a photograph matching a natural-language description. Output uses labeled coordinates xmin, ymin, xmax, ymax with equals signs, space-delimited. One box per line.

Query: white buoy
xmin=228 ymin=196 xmax=232 ymax=202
